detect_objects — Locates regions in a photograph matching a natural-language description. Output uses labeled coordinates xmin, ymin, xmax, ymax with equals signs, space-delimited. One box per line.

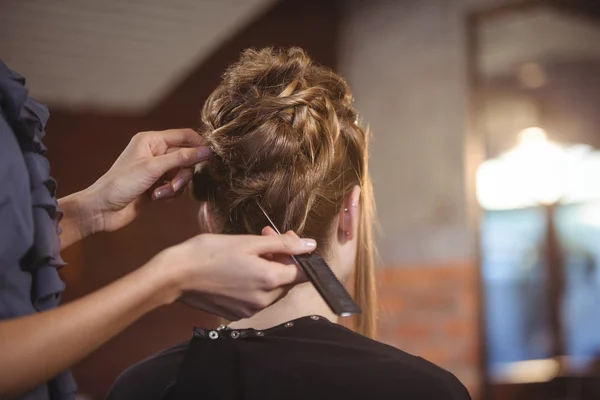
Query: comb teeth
xmin=294 ymin=253 xmax=361 ymax=317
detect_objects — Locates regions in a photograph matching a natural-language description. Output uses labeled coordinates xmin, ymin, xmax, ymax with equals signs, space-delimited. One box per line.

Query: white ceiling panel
xmin=0 ymin=0 xmax=275 ymax=111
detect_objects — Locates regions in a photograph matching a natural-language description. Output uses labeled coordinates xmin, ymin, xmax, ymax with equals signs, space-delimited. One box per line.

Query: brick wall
xmin=376 ymin=264 xmax=480 ymax=395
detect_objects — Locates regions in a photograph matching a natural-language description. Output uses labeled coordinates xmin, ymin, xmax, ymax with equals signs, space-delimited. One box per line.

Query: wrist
xmin=57 ymin=191 xmax=103 ymax=249
xmin=141 ymin=246 xmax=188 ymax=306
xmin=59 ymin=189 xmax=105 ymax=237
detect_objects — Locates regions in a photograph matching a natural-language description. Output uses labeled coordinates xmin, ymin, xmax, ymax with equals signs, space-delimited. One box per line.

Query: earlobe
xmin=337 ymin=185 xmax=361 ymax=242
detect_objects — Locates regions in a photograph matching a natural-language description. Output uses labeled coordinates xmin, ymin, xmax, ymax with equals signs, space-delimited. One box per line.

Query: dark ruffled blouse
xmin=0 ymin=61 xmax=76 ymax=399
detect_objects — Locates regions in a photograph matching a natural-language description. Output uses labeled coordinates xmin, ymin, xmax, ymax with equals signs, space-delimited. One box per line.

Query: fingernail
xmin=153 ymin=187 xmax=171 ymax=200
xmin=301 ymin=239 xmax=316 ymax=249
xmin=172 ymin=178 xmax=185 ymax=192
xmin=196 ymin=147 xmax=212 ymax=161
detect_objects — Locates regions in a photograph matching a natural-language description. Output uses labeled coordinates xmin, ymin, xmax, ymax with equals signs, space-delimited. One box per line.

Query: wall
xmin=336 ymin=0 xmax=509 ymax=395
xmin=377 ymin=264 xmax=479 ymax=380
xmin=339 ymin=0 xmax=473 ymax=265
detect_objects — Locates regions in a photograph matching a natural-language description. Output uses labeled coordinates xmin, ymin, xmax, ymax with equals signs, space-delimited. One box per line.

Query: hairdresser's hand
xmin=158 ymin=231 xmax=313 ymax=320
xmin=65 ymin=129 xmax=210 ymax=240
xmin=260 ymin=226 xmax=303 ymax=265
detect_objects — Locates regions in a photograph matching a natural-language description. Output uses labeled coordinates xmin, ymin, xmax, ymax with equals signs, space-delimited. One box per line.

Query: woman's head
xmin=193 ymin=47 xmax=376 ymax=337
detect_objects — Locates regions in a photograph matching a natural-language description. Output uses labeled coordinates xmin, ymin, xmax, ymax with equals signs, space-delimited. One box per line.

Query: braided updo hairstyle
xmin=193 ymin=47 xmax=376 ymax=337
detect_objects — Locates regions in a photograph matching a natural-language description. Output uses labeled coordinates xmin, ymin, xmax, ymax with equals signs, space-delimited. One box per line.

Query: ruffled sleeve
xmin=0 ymin=61 xmax=77 ymax=399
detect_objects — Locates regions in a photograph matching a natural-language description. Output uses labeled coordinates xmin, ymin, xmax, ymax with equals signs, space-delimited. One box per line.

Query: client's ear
xmin=198 ymin=202 xmax=215 ymax=233
xmin=337 ymin=185 xmax=361 ymax=242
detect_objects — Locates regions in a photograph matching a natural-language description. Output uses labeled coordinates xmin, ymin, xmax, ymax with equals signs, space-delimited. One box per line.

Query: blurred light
xmin=495 ymin=359 xmax=560 ymax=383
xmin=518 ymin=126 xmax=547 ymax=145
xmin=512 ymin=127 xmax=565 ymax=205
xmin=477 ymin=127 xmax=590 ymax=210
xmin=577 ymin=202 xmax=600 ymax=229
xmin=518 ymin=63 xmax=547 ymax=89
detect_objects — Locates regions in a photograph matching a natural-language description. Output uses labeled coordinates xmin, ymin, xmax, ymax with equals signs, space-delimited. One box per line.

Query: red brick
xmin=374 ymin=261 xmax=480 ymax=398
xmin=442 ymin=319 xmax=473 ymax=338
xmin=394 ymin=322 xmax=434 ymax=341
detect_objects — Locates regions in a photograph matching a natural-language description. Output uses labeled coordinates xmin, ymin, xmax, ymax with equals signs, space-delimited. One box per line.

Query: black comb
xmin=256 ymin=202 xmax=361 ymax=317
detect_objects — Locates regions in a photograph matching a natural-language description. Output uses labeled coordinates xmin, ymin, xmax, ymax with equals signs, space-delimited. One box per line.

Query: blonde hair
xmin=193 ymin=47 xmax=377 ymax=337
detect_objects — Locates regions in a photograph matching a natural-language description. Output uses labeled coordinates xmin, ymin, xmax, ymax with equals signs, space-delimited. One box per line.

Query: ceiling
xmin=478 ymin=5 xmax=600 ymax=79
xmin=0 ymin=0 xmax=275 ymax=112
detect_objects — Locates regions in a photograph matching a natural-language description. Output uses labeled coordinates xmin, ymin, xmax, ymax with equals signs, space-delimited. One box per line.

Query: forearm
xmin=0 ymin=256 xmax=179 ymax=399
xmin=58 ymin=190 xmax=101 ymax=250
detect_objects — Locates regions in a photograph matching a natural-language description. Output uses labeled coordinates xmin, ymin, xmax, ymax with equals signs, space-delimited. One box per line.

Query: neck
xmin=228 ymin=283 xmax=338 ymax=330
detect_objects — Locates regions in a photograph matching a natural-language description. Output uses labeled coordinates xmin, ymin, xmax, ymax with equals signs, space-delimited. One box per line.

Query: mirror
xmin=469 ymin=1 xmax=600 ymax=397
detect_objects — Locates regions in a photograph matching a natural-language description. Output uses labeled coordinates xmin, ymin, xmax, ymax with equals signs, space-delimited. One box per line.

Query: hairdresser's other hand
xmin=81 ymin=129 xmax=210 ymax=233
xmin=158 ymin=231 xmax=313 ymax=320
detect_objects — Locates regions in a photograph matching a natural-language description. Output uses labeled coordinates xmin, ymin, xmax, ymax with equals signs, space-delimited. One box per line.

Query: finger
xmin=152 ymin=183 xmax=174 ymax=200
xmin=243 ymin=234 xmax=316 ymax=256
xmin=153 ymin=167 xmax=194 ymax=200
xmin=261 ymin=227 xmax=301 ymax=238
xmin=149 ymin=147 xmax=211 ymax=178
xmin=170 ymin=168 xmax=194 ymax=193
xmin=160 ymin=148 xmax=183 ymax=181
xmin=262 ymin=253 xmax=274 ymax=261
xmin=261 ymin=226 xmax=278 ymax=237
xmin=152 ymin=179 xmax=182 ymax=200
xmin=261 ymin=229 xmax=302 ymax=252
xmin=154 ymin=147 xmax=188 ymax=185
xmin=261 ymin=259 xmax=308 ymax=285
xmin=259 ymin=227 xmax=302 ymax=275
xmin=262 ymin=286 xmax=291 ymax=307
xmin=271 ymin=283 xmax=296 ymax=303
xmin=270 ymin=251 xmax=297 ymax=266
xmin=285 ymin=230 xmax=300 ymax=239
xmin=152 ymin=176 xmax=190 ymax=200
xmin=261 ymin=229 xmax=304 ymax=263
xmin=153 ymin=129 xmax=206 ymax=148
